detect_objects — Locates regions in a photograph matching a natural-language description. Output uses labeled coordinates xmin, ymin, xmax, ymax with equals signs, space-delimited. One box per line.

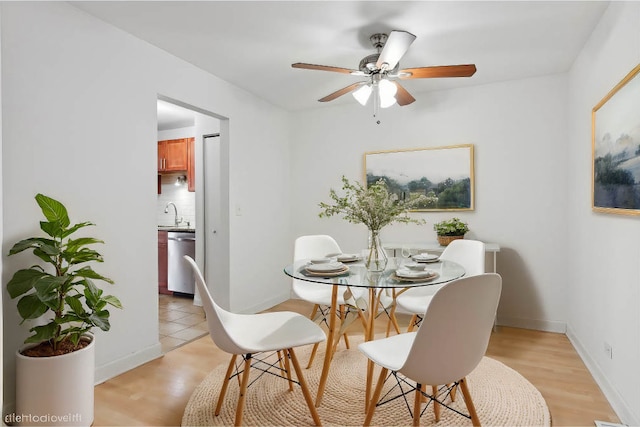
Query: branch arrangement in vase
xmin=319 ymin=176 xmax=426 ymax=231
xmin=318 ymin=176 xmax=426 ymax=271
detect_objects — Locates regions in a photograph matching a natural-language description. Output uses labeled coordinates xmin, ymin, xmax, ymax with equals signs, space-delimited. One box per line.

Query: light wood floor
xmin=94 ymin=299 xmax=620 ymax=426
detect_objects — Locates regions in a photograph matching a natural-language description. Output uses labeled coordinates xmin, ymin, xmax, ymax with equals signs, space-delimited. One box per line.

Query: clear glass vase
xmin=365 ymin=230 xmax=388 ymax=272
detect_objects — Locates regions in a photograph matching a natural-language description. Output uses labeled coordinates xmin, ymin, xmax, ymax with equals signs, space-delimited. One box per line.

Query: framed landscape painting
xmin=592 ymin=64 xmax=640 ymax=215
xmin=364 ymin=144 xmax=474 ymax=211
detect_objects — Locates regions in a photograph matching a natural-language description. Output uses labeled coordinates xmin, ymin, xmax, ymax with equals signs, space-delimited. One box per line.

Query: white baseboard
xmin=497 ymin=315 xmax=567 ymax=333
xmin=236 ymin=291 xmax=290 ymax=314
xmin=566 ymin=325 xmax=639 ymax=426
xmin=94 ymin=343 xmax=163 ymax=385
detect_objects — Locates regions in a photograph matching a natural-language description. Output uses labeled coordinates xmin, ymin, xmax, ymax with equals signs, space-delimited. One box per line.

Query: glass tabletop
xmin=284 ymin=257 xmax=465 ymax=289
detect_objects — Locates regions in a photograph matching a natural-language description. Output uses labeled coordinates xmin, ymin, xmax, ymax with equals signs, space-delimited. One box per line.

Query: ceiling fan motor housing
xmin=359 ymin=53 xmax=380 ymax=73
xmin=359 ymin=53 xmax=400 ymax=75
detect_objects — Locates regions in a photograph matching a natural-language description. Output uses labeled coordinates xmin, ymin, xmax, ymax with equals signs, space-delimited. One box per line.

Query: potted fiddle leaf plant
xmin=7 ymin=193 xmax=122 ymax=426
xmin=433 ymin=217 xmax=469 ymax=246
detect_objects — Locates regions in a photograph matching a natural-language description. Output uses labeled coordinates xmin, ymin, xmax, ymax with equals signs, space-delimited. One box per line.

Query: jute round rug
xmin=182 ymin=337 xmax=550 ymax=426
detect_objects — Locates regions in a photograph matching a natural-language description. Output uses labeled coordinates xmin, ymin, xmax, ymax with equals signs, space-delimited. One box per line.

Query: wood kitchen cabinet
xmin=158 ymin=138 xmax=188 ymax=172
xmin=158 ymin=230 xmax=171 ymax=295
xmin=187 ymin=137 xmax=195 ymax=192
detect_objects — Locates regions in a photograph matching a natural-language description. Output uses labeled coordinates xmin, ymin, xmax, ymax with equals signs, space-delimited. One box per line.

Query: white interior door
xmin=202 ymin=133 xmax=231 ymax=309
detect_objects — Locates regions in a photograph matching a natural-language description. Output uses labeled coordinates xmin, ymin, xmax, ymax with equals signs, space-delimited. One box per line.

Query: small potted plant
xmin=7 ymin=194 xmax=122 ymax=426
xmin=433 ymin=217 xmax=469 ymax=246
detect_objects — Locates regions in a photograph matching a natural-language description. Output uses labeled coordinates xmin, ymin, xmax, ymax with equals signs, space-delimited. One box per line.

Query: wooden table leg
xmin=315 ymin=284 xmax=339 ymax=407
xmin=364 ymin=288 xmax=377 ymax=413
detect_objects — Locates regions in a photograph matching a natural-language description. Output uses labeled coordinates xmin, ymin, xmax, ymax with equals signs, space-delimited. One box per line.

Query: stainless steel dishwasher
xmin=167 ymin=231 xmax=196 ymax=294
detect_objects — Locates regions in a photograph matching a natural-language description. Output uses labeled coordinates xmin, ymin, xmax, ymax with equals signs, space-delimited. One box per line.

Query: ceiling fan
xmin=292 ymin=30 xmax=476 ymax=111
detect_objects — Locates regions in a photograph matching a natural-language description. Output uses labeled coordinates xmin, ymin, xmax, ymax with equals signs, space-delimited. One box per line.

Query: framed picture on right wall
xmin=592 ymin=63 xmax=640 ymax=215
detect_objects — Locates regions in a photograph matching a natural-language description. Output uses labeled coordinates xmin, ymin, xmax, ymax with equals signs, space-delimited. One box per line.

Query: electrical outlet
xmin=604 ymin=342 xmax=613 ymax=359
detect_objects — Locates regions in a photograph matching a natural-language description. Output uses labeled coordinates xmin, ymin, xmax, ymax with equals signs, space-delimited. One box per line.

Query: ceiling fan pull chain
xmin=373 ymin=88 xmax=380 ymax=122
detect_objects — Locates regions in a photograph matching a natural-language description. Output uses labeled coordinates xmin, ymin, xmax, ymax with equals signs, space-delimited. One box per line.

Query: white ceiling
xmin=157 ymin=99 xmax=195 ymax=131
xmin=74 ymin=1 xmax=609 ymax=112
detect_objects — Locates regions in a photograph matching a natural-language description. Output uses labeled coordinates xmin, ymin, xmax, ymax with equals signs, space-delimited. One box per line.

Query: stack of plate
xmin=305 ymin=262 xmax=349 ymax=277
xmin=412 ymin=253 xmax=439 ymax=263
xmin=334 ymin=253 xmax=360 ymax=263
xmin=394 ymin=267 xmax=438 ymax=282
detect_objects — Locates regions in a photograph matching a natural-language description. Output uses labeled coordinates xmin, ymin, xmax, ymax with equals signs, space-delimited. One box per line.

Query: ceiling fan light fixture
xmin=293 ymin=29 xmax=476 ymax=112
xmin=378 ymin=79 xmax=398 ymax=108
xmin=352 ymin=84 xmax=372 ymax=106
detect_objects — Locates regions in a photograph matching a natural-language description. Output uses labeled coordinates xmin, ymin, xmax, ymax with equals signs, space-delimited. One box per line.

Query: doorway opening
xmin=156 ymin=96 xmax=228 ymax=353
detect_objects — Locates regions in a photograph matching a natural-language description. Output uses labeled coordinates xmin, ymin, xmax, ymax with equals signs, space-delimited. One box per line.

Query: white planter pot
xmin=15 ymin=335 xmax=95 ymax=426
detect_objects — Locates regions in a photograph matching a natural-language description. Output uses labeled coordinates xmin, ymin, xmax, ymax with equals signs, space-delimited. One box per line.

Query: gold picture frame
xmin=592 ymin=63 xmax=640 ymax=215
xmin=364 ymin=144 xmax=474 ymax=212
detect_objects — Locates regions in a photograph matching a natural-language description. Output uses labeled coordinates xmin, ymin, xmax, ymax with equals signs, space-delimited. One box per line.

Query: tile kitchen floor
xmin=158 ymin=293 xmax=208 ymax=353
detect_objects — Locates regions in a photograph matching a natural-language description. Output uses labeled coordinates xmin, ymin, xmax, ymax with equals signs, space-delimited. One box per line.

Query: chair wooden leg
xmin=277 ymin=350 xmax=285 ymax=375
xmin=306 ymin=304 xmax=321 ymax=369
xmin=357 ymin=308 xmax=368 ymax=330
xmin=315 ymin=285 xmax=339 ymax=407
xmin=413 ymin=383 xmax=424 ymax=426
xmin=459 ymin=377 xmax=481 ymax=427
xmin=288 ymin=348 xmax=322 ymax=426
xmin=387 ymin=304 xmax=401 ymax=336
xmin=432 ymin=385 xmax=440 ymax=422
xmin=450 ymin=383 xmax=457 ymax=401
xmin=234 ymin=354 xmax=252 ymax=426
xmin=309 ymin=304 xmax=319 ymax=321
xmin=215 ymin=354 xmax=238 ymax=416
xmin=282 ymin=351 xmax=293 ymax=391
xmin=340 ymin=306 xmax=351 ymax=349
xmin=385 ymin=314 xmax=393 ymax=337
xmin=342 ymin=332 xmax=350 ymax=348
xmin=407 ymin=314 xmax=418 ymax=332
xmin=306 ymin=343 xmax=319 ymax=369
xmin=363 ymin=367 xmax=388 ymax=426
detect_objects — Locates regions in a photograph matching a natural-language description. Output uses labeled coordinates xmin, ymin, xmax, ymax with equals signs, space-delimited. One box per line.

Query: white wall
xmin=1 ymin=2 xmax=290 ymax=411
xmin=0 ymin=5 xmax=4 ymax=417
xmin=290 ymin=74 xmax=569 ymax=332
xmin=566 ymin=2 xmax=640 ymax=424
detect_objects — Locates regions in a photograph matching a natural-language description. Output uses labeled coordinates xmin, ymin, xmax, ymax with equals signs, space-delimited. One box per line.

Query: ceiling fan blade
xmin=318 ymin=82 xmax=367 ymax=102
xmin=400 ymin=64 xmax=477 ymax=79
xmin=292 ymin=63 xmax=359 ymax=75
xmin=393 ymin=82 xmax=416 ymax=106
xmin=376 ymin=30 xmax=416 ymax=71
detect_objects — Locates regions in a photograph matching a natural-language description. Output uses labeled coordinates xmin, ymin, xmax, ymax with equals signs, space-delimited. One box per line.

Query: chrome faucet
xmin=164 ymin=202 xmax=183 ymax=227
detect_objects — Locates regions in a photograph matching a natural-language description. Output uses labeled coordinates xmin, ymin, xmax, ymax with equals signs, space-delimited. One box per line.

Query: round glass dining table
xmin=284 ymin=257 xmax=465 ymax=408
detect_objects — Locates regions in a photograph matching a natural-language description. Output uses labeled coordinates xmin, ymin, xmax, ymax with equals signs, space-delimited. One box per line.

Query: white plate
xmin=412 ymin=253 xmax=439 ymax=262
xmin=404 ymin=262 xmax=426 ymax=271
xmin=395 ymin=268 xmax=436 ymax=279
xmin=306 ymin=262 xmax=345 ymax=272
xmin=336 ymin=253 xmax=360 ymax=262
xmin=309 ymin=257 xmax=331 ymax=264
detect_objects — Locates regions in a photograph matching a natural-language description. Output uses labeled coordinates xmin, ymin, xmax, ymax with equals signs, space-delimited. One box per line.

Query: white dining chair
xmin=292 ymin=235 xmax=367 ymax=367
xmin=359 ymin=273 xmax=502 ymax=426
xmin=395 ymin=239 xmax=486 ymax=332
xmin=183 ymin=256 xmax=325 ymax=426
